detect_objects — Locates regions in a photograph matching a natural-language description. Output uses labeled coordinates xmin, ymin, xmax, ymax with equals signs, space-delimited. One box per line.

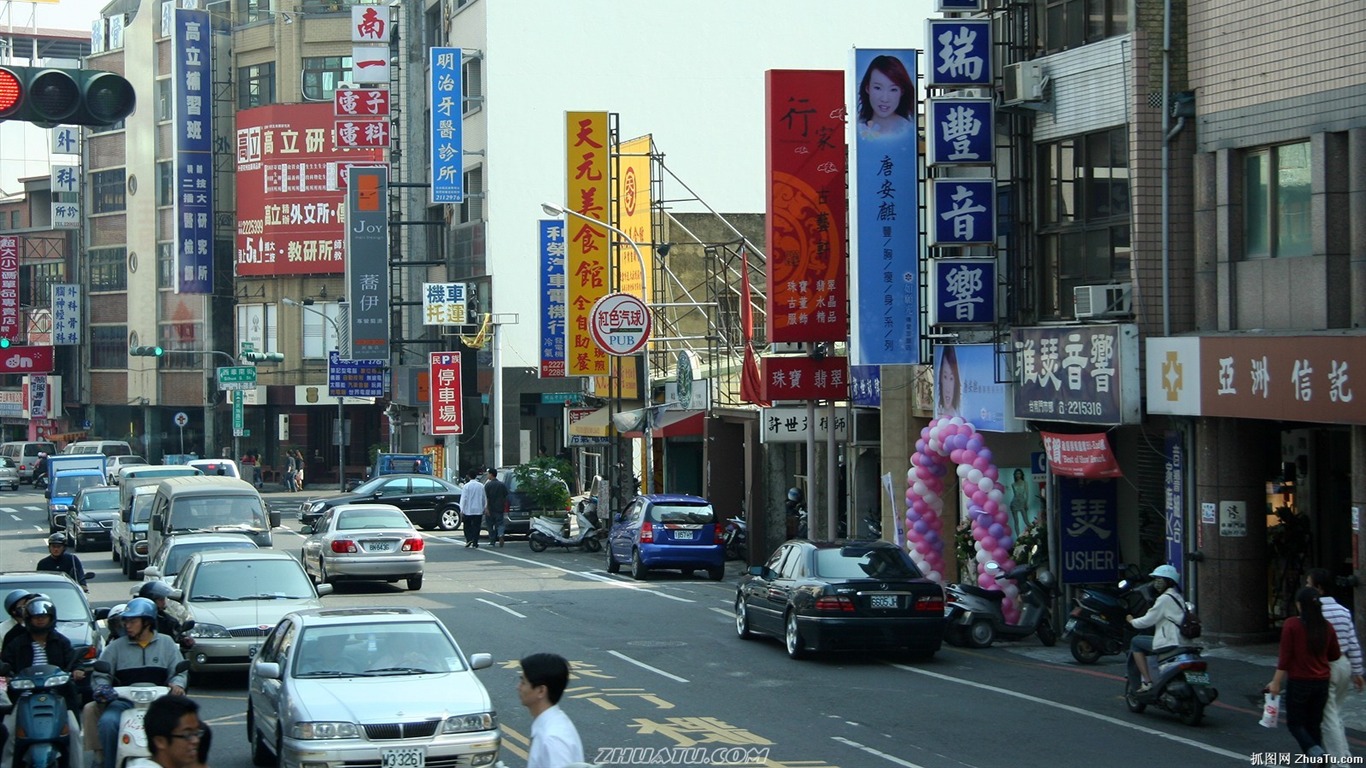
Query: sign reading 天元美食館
xmin=1012 ymin=324 xmax=1141 ymax=426
xmin=346 ymin=166 xmax=390 ymax=362
xmin=565 ymin=111 xmax=611 ymax=377
xmin=173 ymin=8 xmax=213 ymax=294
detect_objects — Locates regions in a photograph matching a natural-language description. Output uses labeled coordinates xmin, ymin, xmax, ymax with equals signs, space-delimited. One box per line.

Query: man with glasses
xmin=130 ymin=695 xmax=205 ymax=768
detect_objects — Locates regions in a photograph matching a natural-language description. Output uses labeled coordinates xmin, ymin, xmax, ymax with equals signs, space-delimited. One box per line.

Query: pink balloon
xmin=978 ymin=573 xmax=995 ymax=588
xmin=983 ymin=500 xmax=999 ymax=516
xmin=981 ymin=536 xmax=997 ymax=552
xmin=984 ymin=467 xmax=999 ymax=481
xmin=950 ymin=449 xmax=964 ymax=464
xmin=993 ymin=548 xmax=1009 ymax=563
xmin=974 ymin=456 xmax=990 ymax=471
xmin=972 ymin=491 xmax=987 ymax=507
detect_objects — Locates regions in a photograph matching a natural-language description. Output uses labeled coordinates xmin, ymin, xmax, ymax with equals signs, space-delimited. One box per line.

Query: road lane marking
xmin=475 ymin=597 xmax=526 ymax=618
xmin=483 ymin=549 xmax=695 ymax=603
xmin=708 ymin=607 xmax=734 ymax=619
xmin=887 ymin=661 xmax=1245 ymax=761
xmin=607 ymin=649 xmax=689 ymax=683
xmin=831 ymin=736 xmax=928 ymax=768
xmin=499 ymin=724 xmax=531 ymax=760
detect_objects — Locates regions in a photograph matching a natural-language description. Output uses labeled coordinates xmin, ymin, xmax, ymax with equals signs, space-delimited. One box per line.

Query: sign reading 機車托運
xmin=346 ymin=165 xmax=390 ymax=362
xmin=925 ymin=18 xmax=993 ymax=89
xmin=759 ymin=406 xmax=849 ymax=444
xmin=428 ymin=352 xmax=463 ymax=436
xmin=173 ymin=8 xmax=213 ymax=295
xmin=422 ymin=283 xmax=468 ymax=326
xmin=429 ymin=48 xmax=463 ymax=204
xmin=1057 ymin=477 xmax=1119 ymax=585
xmin=540 ymin=219 xmax=567 ymax=379
xmin=565 ymin=111 xmax=611 ymax=377
xmin=929 ymin=259 xmax=995 ymax=326
xmin=51 ymin=284 xmax=80 ymax=346
xmin=1012 ymin=324 xmax=1141 ymax=426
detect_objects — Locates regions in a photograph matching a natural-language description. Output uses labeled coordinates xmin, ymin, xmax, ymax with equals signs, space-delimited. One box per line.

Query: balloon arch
xmin=905 ymin=415 xmax=1021 ymax=624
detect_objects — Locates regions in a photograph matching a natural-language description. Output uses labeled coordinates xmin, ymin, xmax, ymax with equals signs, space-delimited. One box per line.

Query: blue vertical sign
xmin=849 ymin=49 xmax=920 ymax=366
xmin=926 ymin=19 xmax=993 ymax=89
xmin=539 ymin=219 xmax=567 ymax=378
xmin=429 ymin=47 xmax=463 ymax=204
xmin=927 ymin=98 xmax=994 ymax=166
xmin=929 ymin=259 xmax=996 ymax=325
xmin=1058 ymin=478 xmax=1120 ymax=585
xmin=850 ymin=365 xmax=881 ymax=407
xmin=173 ymin=8 xmax=213 ymax=295
xmin=1164 ymin=432 xmax=1185 ymax=584
xmin=930 ymin=179 xmax=996 ymax=246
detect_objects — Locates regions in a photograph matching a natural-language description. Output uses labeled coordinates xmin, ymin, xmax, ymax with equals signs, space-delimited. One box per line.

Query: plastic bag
xmin=1260 ymin=692 xmax=1281 ymax=728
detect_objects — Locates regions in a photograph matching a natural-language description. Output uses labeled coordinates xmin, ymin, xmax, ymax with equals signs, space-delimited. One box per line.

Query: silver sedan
xmin=301 ymin=503 xmax=426 ymax=590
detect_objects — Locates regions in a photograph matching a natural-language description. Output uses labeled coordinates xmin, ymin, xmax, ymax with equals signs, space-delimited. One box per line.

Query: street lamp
xmin=540 ymin=202 xmax=654 ymax=494
xmin=282 ymin=297 xmax=347 ymax=492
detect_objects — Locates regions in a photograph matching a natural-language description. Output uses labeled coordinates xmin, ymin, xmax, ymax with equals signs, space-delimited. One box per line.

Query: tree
xmin=512 ymin=457 xmax=572 ymax=515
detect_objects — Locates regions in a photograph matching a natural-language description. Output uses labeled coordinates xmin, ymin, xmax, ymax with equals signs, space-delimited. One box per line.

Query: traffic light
xmin=0 ymin=338 xmax=9 ymax=349
xmin=243 ymin=352 xmax=284 ymax=363
xmin=129 ymin=345 xmax=164 ymax=357
xmin=0 ymin=66 xmax=136 ymax=127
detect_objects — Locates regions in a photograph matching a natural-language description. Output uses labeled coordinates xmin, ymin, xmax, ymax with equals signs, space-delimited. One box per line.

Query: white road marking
xmin=483 ymin=549 xmax=695 ymax=603
xmin=887 ymin=662 xmax=1246 ymax=761
xmin=708 ymin=607 xmax=733 ymax=619
xmin=830 ymin=737 xmax=928 ymax=768
xmin=607 ymin=649 xmax=689 ymax=683
xmin=475 ymin=597 xmax=526 ymax=618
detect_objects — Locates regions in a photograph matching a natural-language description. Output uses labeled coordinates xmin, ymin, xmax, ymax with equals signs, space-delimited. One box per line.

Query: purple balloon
xmin=998 ymin=536 xmax=1014 ymax=551
xmin=925 ymin=531 xmax=941 ymax=546
xmin=967 ymin=437 xmax=984 ymax=453
xmin=979 ymin=448 xmax=993 ymax=462
xmin=989 ymin=523 xmax=1004 ymax=538
xmin=914 ymin=520 xmax=929 ymax=534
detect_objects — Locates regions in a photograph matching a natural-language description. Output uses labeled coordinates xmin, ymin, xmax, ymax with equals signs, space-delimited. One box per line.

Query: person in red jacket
xmin=1268 ymin=586 xmax=1342 ymax=757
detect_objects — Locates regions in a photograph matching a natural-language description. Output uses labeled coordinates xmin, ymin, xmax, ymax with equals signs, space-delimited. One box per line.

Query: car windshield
xmin=131 ymin=496 xmax=154 ymax=523
xmin=54 ymin=475 xmax=103 ymax=497
xmin=814 ymin=548 xmax=924 ymax=580
xmin=175 ymin=496 xmax=264 ymax=528
xmin=188 ymin=559 xmax=315 ymax=600
xmin=293 ymin=622 xmax=463 ymax=677
xmin=651 ymin=503 xmax=714 ymax=524
xmin=163 ymin=540 xmax=257 ymax=576
xmin=1 ymin=581 xmax=90 ymax=622
xmin=336 ymin=509 xmax=411 ymax=530
xmin=81 ymin=489 xmax=120 ymax=510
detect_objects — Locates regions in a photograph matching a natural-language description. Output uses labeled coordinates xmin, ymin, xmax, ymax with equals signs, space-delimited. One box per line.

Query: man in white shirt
xmin=460 ymin=469 xmax=487 ymax=548
xmin=517 ymin=653 xmax=584 ymax=768
xmin=1308 ymin=568 xmax=1365 ymax=759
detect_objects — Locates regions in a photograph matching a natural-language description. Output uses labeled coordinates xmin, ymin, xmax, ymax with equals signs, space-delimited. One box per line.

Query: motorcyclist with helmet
xmin=785 ymin=487 xmax=806 ymax=538
xmin=1125 ymin=564 xmax=1190 ymax=693
xmin=91 ymin=598 xmax=187 ymax=768
xmin=81 ymin=604 xmax=125 ymax=762
xmin=37 ymin=533 xmax=89 ymax=593
xmin=135 ymin=582 xmax=195 ymax=651
xmin=32 ymin=452 xmax=48 ymax=486
xmin=1 ymin=597 xmax=87 ymax=768
xmin=1 ymin=589 xmax=42 ymax=651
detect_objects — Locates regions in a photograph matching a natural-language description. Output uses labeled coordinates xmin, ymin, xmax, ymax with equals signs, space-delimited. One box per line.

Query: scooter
xmin=1124 ymin=644 xmax=1218 ymax=725
xmin=723 ymin=516 xmax=747 ymax=560
xmin=1 ymin=662 xmax=78 ymax=768
xmin=528 ymin=507 xmax=602 ymax=553
xmin=944 ymin=560 xmax=1059 ymax=648
xmin=93 ymin=659 xmax=192 ymax=768
xmin=1063 ymin=569 xmax=1157 ymax=664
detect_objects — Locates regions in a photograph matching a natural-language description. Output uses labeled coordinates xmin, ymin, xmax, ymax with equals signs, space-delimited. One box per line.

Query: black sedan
xmin=298 ymin=474 xmax=463 ymax=531
xmin=735 ymin=539 xmax=946 ymax=660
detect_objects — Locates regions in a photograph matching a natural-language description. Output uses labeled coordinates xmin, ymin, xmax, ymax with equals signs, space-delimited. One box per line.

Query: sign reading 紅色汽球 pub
xmin=1011 ymin=324 xmax=1141 ymax=426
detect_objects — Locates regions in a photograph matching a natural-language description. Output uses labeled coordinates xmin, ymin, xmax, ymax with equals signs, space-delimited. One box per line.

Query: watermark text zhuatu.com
xmin=594 ymin=746 xmax=771 ymax=766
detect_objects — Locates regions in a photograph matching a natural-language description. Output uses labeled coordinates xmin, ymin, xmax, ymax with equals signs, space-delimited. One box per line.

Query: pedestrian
xmin=1268 ymin=586 xmax=1341 ymax=757
xmin=36 ymin=532 xmax=88 ymax=593
xmin=483 ymin=468 xmax=509 ymax=548
xmin=134 ymin=694 xmax=206 ymax=768
xmin=284 ymin=451 xmax=298 ymax=492
xmin=294 ymin=450 xmax=306 ymax=491
xmin=517 ymin=653 xmax=583 ymax=768
xmin=460 ymin=469 xmax=487 ymax=548
xmin=1306 ymin=568 xmax=1364 ymax=759
xmin=1124 ymin=564 xmax=1189 ymax=693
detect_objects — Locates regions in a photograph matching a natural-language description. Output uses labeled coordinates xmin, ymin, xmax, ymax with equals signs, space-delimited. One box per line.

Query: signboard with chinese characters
xmin=851 ymin=365 xmax=881 ymax=408
xmin=849 ymin=50 xmax=919 ymax=366
xmin=0 ymin=238 xmax=18 ymax=344
xmin=51 ymin=284 xmax=80 ymax=345
xmin=539 ymin=219 xmax=567 ymax=378
xmin=1219 ymin=500 xmax=1248 ymax=538
xmin=759 ymin=355 xmax=849 ymax=402
xmin=345 ymin=165 xmax=390 ymax=361
xmin=335 ymin=119 xmax=389 ymax=149
xmin=1145 ymin=334 xmax=1366 ymax=426
xmin=765 ymin=70 xmax=847 ymax=344
xmin=927 ymin=98 xmax=993 ymax=166
xmin=429 ymin=48 xmax=463 ymax=204
xmin=351 ymin=45 xmax=389 ymax=84
xmin=929 ymin=258 xmax=995 ymax=325
xmin=925 ymin=19 xmax=992 ymax=88
xmin=174 ymin=8 xmax=213 ymax=294
xmin=51 ymin=127 xmax=79 ymax=155
xmin=589 ymin=292 xmax=651 ymax=356
xmin=334 ymin=88 xmax=390 ymax=118
xmin=1057 ymin=478 xmax=1119 ymax=584
xmin=422 ymin=282 xmax=468 ymax=325
xmin=1040 ymin=431 xmax=1122 ymax=478
xmin=428 ymin=352 xmax=463 ymax=435
xmin=328 ymin=351 xmax=386 ymax=398
xmin=1012 ymin=324 xmax=1141 ymax=425
xmin=1164 ymin=432 xmax=1185 ymax=585
xmin=351 ymin=5 xmax=390 ymax=42
xmin=760 ymin=406 xmax=850 ymax=444
xmin=564 ymin=110 xmax=610 ymax=377
xmin=615 ymin=135 xmax=654 ymax=299
xmin=50 ymin=166 xmax=79 ymax=195
xmin=51 ymin=202 xmax=79 ymax=228
xmin=235 ymin=103 xmax=385 ymax=276
xmin=929 ymin=179 xmax=995 ymax=246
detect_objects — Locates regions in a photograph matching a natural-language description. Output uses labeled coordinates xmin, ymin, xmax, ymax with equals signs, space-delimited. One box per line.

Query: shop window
xmin=299 ymin=301 xmax=343 ymax=359
xmin=1244 ymin=142 xmax=1311 ymax=260
xmin=90 ymin=325 xmax=127 ymax=369
xmin=1037 ymin=0 xmax=1128 ymax=54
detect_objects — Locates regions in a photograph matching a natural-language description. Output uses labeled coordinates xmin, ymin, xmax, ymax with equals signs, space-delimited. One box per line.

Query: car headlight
xmin=134 ymin=532 xmax=147 ymax=540
xmin=307 ymin=502 xmax=326 ymax=513
xmin=291 ymin=722 xmax=362 ymax=740
xmin=443 ymin=713 xmax=496 ymax=733
xmin=52 ymin=504 xmax=70 ymax=512
xmin=186 ymin=622 xmax=232 ymax=639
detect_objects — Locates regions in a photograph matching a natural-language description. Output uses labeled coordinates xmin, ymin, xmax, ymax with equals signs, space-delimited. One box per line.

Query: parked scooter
xmin=723 ymin=516 xmax=747 ymax=560
xmin=528 ymin=507 xmax=602 ymax=553
xmin=1 ymin=662 xmax=80 ymax=768
xmin=1124 ymin=643 xmax=1218 ymax=725
xmin=91 ymin=659 xmax=191 ymax=768
xmin=1063 ymin=567 xmax=1157 ymax=664
xmin=944 ymin=560 xmax=1059 ymax=648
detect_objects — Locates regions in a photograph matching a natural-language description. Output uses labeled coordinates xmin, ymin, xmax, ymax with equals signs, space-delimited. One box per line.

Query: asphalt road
xmin=0 ymin=489 xmax=1342 ymax=767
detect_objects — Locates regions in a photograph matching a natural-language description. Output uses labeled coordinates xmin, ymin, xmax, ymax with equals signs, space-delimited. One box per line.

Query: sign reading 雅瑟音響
xmin=1012 ymin=324 xmax=1141 ymax=426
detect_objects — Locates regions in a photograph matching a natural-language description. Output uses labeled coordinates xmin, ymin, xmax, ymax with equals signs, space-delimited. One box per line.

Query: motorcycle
xmin=944 ymin=560 xmax=1059 ymax=648
xmin=723 ymin=516 xmax=747 ymax=560
xmin=1124 ymin=643 xmax=1218 ymax=725
xmin=91 ymin=659 xmax=192 ymax=768
xmin=1 ymin=662 xmax=80 ymax=768
xmin=1063 ymin=569 xmax=1157 ymax=664
xmin=528 ymin=507 xmax=602 ymax=553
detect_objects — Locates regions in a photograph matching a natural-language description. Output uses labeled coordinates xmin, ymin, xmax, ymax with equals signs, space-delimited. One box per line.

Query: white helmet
xmin=1149 ymin=564 xmax=1180 ymax=585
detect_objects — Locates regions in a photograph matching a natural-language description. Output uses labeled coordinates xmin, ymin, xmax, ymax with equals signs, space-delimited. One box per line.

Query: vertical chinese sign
xmin=174 ymin=8 xmax=213 ymax=294
xmin=849 ymin=50 xmax=919 ymax=365
xmin=428 ymin=352 xmax=463 ymax=435
xmin=764 ymin=70 xmax=847 ymax=344
xmin=346 ymin=166 xmax=390 ymax=361
xmin=340 ymin=7 xmax=391 ymax=151
xmin=51 ymin=284 xmax=80 ymax=346
xmin=350 ymin=4 xmax=391 ymax=84
xmin=0 ymin=237 xmax=19 ymax=344
xmin=539 ymin=219 xmax=567 ymax=378
xmin=429 ymin=48 xmax=463 ymax=204
xmin=565 ymin=111 xmax=610 ymax=377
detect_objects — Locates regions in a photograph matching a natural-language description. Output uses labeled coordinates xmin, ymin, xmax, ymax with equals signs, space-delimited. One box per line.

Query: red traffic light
xmin=0 ymin=66 xmax=135 ymax=127
xmin=0 ymin=69 xmax=21 ymax=116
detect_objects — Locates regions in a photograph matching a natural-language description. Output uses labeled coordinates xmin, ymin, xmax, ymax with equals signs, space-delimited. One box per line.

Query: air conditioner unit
xmin=1073 ymin=283 xmax=1133 ymax=319
xmin=851 ymin=409 xmax=881 ymax=446
xmin=1002 ymin=61 xmax=1047 ymax=105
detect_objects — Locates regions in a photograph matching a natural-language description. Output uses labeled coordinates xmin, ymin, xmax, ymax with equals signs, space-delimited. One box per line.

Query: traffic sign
xmin=232 ymin=390 xmax=244 ymax=436
xmin=173 ymin=411 xmax=189 ymax=427
xmin=589 ymin=292 xmax=651 ymax=356
xmin=217 ymin=365 xmax=257 ymax=391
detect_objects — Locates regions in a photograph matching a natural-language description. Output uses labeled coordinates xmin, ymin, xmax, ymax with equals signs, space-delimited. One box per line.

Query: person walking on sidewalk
xmin=460 ymin=469 xmax=487 ymax=548
xmin=1268 ymin=586 xmax=1341 ymax=758
xmin=483 ymin=468 xmax=509 ymax=548
xmin=1307 ymin=568 xmax=1364 ymax=759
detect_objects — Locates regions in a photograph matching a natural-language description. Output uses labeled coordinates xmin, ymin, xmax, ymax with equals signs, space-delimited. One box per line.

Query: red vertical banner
xmin=765 ymin=70 xmax=848 ymax=343
xmin=0 ymin=236 xmax=19 ymax=344
xmin=565 ymin=111 xmax=611 ymax=377
xmin=428 ymin=352 xmax=464 ymax=435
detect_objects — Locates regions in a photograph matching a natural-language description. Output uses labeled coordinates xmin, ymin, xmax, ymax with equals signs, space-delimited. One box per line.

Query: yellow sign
xmin=565 ymin=111 xmax=610 ymax=377
xmin=615 ymin=135 xmax=654 ymax=301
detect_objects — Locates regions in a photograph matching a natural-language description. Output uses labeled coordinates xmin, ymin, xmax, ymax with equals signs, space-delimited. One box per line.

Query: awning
xmin=623 ymin=410 xmax=705 ymax=439
xmin=44 ymin=431 xmax=88 ymax=444
xmin=566 ymin=402 xmax=645 ymax=438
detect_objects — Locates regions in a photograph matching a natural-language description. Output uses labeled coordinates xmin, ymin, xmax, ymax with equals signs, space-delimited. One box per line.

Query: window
xmin=156 ymin=79 xmax=171 ymax=121
xmin=462 ymin=56 xmax=482 ymax=115
xmin=22 ymin=261 xmax=63 ymax=307
xmin=238 ymin=0 xmax=270 ymax=24
xmin=303 ymin=56 xmax=353 ymax=101
xmin=1037 ymin=0 xmax=1128 ymax=54
xmin=158 ymin=242 xmax=174 ymax=289
xmin=89 ymin=248 xmax=127 ymax=291
xmin=301 ymin=0 xmax=347 ymax=13
xmin=8 ymin=211 xmax=17 ymax=228
xmin=90 ymin=325 xmax=127 ymax=369
xmin=237 ymin=303 xmax=279 ymax=357
xmin=299 ymin=300 xmax=343 ymax=359
xmin=92 ymin=169 xmax=126 ymax=214
xmin=1036 ymin=127 xmax=1130 ymax=318
xmin=1244 ymin=142 xmax=1311 ymax=259
xmin=161 ymin=318 xmax=204 ymax=370
xmin=237 ymin=63 xmax=275 ymax=110
xmin=460 ymin=166 xmax=483 ymax=224
xmin=157 ymin=162 xmax=173 ymax=207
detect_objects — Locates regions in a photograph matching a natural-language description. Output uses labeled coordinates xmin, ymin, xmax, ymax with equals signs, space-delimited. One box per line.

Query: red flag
xmin=739 ymin=253 xmax=771 ymax=407
xmin=740 ymin=250 xmax=755 ymax=344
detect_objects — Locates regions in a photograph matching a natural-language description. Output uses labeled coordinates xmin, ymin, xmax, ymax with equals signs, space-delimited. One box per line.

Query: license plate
xmin=870 ymin=595 xmax=897 ymax=609
xmin=366 ymin=541 xmax=397 ymax=552
xmin=1184 ymin=671 xmax=1210 ymax=684
xmin=1064 ymin=618 xmax=1077 ymax=633
xmin=382 ymin=748 xmax=425 ymax=768
xmin=673 ymin=530 xmax=694 ymax=540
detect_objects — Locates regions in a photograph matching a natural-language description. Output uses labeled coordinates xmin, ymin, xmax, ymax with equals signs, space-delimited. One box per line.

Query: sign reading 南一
xmin=1057 ymin=477 xmax=1119 ymax=585
xmin=428 ymin=352 xmax=463 ymax=435
xmin=1012 ymin=324 xmax=1141 ymax=426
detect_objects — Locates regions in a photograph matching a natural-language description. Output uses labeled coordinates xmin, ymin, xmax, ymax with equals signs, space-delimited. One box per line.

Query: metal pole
xmin=337 ymin=395 xmax=345 ymax=492
xmin=492 ymin=321 xmax=501 ymax=468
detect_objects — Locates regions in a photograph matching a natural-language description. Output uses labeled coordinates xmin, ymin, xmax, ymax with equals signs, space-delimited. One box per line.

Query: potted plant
xmin=512 ymin=457 xmax=572 ymax=518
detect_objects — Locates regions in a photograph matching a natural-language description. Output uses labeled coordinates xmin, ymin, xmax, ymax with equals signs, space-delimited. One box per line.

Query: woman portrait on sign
xmin=936 ymin=346 xmax=962 ymax=418
xmin=857 ymin=54 xmax=915 ymax=140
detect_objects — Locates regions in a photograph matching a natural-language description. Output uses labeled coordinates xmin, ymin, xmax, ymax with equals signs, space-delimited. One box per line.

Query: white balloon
xmin=913 ymin=481 xmax=927 ymax=496
xmin=927 ymin=570 xmax=942 ymax=583
xmin=978 ymin=477 xmax=995 ymax=493
xmin=956 ymin=463 xmax=971 ymax=479
xmin=967 ymin=468 xmax=984 ymax=484
xmin=987 ymin=489 xmax=1004 ymax=503
xmin=975 ymin=549 xmax=990 ymax=563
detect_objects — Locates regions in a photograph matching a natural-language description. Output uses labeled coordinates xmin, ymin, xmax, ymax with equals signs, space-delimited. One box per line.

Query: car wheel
xmin=707 ymin=565 xmax=724 ymax=581
xmin=407 ymin=574 xmax=423 ymax=591
xmin=785 ymin=611 xmax=808 ymax=659
xmin=248 ymin=706 xmax=271 ymax=767
xmin=630 ymin=549 xmax=650 ymax=581
xmin=735 ymin=596 xmax=754 ymax=640
xmin=606 ymin=546 xmax=621 ymax=574
xmin=318 ymin=556 xmax=332 ymax=585
xmin=437 ymin=506 xmax=462 ymax=531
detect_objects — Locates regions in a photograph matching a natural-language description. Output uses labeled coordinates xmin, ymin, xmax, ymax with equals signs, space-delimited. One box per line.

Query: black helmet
xmin=24 ymin=597 xmax=56 ymax=633
xmin=138 ymin=581 xmax=175 ymax=600
xmin=47 ymin=532 xmax=69 ymax=547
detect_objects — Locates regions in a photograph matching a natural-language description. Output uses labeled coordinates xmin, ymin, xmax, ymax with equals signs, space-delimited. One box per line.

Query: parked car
xmin=65 ymin=484 xmax=121 ymax=551
xmin=141 ymin=532 xmax=261 ymax=585
xmin=165 ymin=549 xmax=331 ymax=673
xmin=105 ymin=455 xmax=150 ymax=484
xmin=497 ymin=465 xmax=572 ymax=537
xmin=112 ymin=485 xmax=157 ymax=578
xmin=246 ymin=606 xmax=499 ymax=768
xmin=0 ymin=440 xmax=56 ymax=483
xmin=186 ymin=458 xmax=241 ymax=479
xmin=735 ymin=539 xmax=946 ymax=660
xmin=0 ymin=571 xmax=105 ymax=699
xmin=606 ymin=493 xmax=725 ymax=581
xmin=0 ymin=455 xmax=19 ymax=491
xmin=299 ymin=474 xmax=463 ymax=531
xmin=301 ymin=503 xmax=425 ymax=590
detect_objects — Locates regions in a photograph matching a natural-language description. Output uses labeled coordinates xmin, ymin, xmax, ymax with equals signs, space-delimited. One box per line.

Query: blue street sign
xmin=329 ymin=350 xmax=386 ymax=397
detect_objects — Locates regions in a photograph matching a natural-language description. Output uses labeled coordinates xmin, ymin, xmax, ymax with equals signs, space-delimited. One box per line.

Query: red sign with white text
xmin=235 ymin=103 xmax=386 ymax=276
xmin=335 ymin=119 xmax=390 ymax=149
xmin=428 ymin=352 xmax=464 ymax=435
xmin=334 ymin=88 xmax=390 ymax=117
xmin=1040 ymin=431 xmax=1123 ymax=478
xmin=0 ymin=236 xmax=19 ymax=344
xmin=0 ymin=346 xmax=54 ymax=374
xmin=765 ymin=70 xmax=848 ymax=343
xmin=760 ymin=355 xmax=849 ymax=401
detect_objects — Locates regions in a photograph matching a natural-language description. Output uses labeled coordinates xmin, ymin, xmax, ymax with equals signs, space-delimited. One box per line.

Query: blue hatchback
xmin=607 ymin=494 xmax=725 ymax=581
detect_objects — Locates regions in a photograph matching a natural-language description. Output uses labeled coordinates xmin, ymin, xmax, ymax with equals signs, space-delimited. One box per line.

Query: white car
xmin=105 ymin=455 xmax=150 ymax=484
xmin=186 ymin=458 xmax=241 ymax=479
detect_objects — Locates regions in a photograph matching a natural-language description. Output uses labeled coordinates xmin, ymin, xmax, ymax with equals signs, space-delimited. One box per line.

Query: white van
xmin=0 ymin=441 xmax=57 ymax=483
xmin=64 ymin=440 xmax=134 ymax=457
xmin=146 ymin=476 xmax=273 ymax=554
